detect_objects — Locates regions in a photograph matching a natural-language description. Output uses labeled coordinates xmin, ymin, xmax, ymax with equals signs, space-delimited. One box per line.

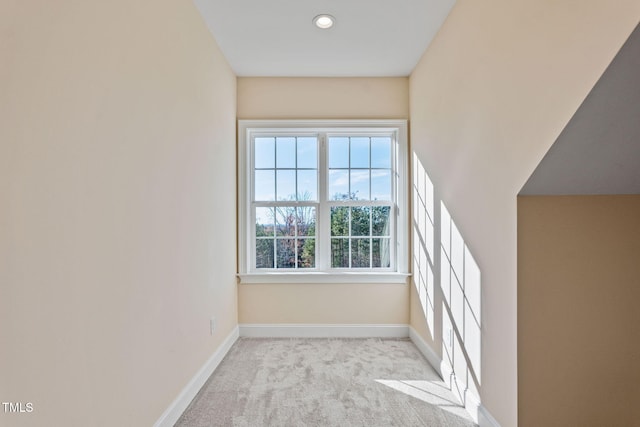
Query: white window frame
xmin=238 ymin=120 xmax=409 ymax=284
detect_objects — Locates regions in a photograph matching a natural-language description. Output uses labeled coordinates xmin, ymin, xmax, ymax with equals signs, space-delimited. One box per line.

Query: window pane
xmin=351 ymin=238 xmax=370 ymax=268
xmin=350 ymin=137 xmax=370 ymax=168
xmin=249 ymin=125 xmax=404 ymax=273
xmin=254 ymin=170 xmax=275 ymax=201
xmin=297 ymin=170 xmax=317 ymax=201
xmin=255 ymin=207 xmax=274 ymax=237
xmin=297 ymin=207 xmax=316 ymax=237
xmin=371 ymin=170 xmax=391 ymax=201
xmin=351 ymin=206 xmax=370 ymax=236
xmin=297 ymin=239 xmax=315 ymax=268
xmin=255 ymin=137 xmax=275 ymax=169
xmin=372 ymin=238 xmax=391 ymax=268
xmin=329 ymin=169 xmax=349 ymax=200
xmin=276 ymin=170 xmax=296 ymax=201
xmin=371 ymin=137 xmax=391 ymax=168
xmin=276 ymin=239 xmax=296 ymax=268
xmin=350 ymin=170 xmax=370 ymax=200
xmin=276 ymin=207 xmax=295 ymax=237
xmin=331 ymin=238 xmax=349 ymax=268
xmin=297 ymin=137 xmax=317 ymax=169
xmin=329 ymin=137 xmax=349 ymax=168
xmin=372 ymin=206 xmax=391 ymax=236
xmin=256 ymin=239 xmax=274 ymax=268
xmin=331 ymin=207 xmax=349 ymax=236
xmin=276 ymin=137 xmax=296 ymax=168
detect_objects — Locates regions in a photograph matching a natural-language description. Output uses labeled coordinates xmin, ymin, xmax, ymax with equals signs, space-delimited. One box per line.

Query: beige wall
xmin=237 ymin=77 xmax=409 ymax=325
xmin=240 ymin=283 xmax=408 ymax=324
xmin=0 ymin=1 xmax=237 ymax=426
xmin=408 ymin=1 xmax=640 ymax=425
xmin=237 ymin=77 xmax=409 ymax=120
xmin=518 ymin=195 xmax=640 ymax=427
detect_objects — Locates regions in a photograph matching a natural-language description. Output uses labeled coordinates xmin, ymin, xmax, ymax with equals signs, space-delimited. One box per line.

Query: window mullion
xmin=294 ymin=137 xmax=298 ymax=269
xmin=318 ymin=133 xmax=329 ymax=270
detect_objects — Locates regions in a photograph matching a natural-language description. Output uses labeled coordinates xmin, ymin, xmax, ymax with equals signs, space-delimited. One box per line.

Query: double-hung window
xmin=238 ymin=120 xmax=408 ymax=283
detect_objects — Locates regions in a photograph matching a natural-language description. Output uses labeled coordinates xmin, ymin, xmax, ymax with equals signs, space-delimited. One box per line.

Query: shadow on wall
xmin=412 ymin=152 xmax=482 ymax=415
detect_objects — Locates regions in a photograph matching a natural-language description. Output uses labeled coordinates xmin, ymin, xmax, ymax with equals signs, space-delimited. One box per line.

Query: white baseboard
xmin=478 ymin=404 xmax=501 ymax=427
xmin=408 ymin=326 xmax=484 ymax=425
xmin=153 ymin=326 xmax=240 ymax=427
xmin=239 ymin=323 xmax=409 ymax=338
xmin=450 ymin=369 xmax=467 ymax=408
xmin=408 ymin=326 xmax=444 ymax=377
xmin=463 ymin=386 xmax=482 ymax=424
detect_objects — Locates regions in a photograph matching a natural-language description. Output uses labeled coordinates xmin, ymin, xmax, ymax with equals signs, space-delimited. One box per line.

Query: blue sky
xmin=254 ymin=136 xmax=391 ymax=201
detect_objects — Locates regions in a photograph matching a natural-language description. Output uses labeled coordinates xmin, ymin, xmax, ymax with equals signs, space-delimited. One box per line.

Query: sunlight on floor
xmin=375 ymin=379 xmax=475 ymax=422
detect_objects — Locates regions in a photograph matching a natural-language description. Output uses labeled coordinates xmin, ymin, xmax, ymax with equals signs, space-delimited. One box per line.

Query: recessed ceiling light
xmin=313 ymin=14 xmax=335 ymax=29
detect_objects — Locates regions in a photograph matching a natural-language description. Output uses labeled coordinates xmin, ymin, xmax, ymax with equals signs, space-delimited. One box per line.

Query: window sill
xmin=237 ymin=272 xmax=411 ymax=284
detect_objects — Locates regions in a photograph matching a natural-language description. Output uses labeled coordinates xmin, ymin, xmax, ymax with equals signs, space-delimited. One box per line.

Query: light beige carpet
xmin=175 ymin=338 xmax=477 ymax=427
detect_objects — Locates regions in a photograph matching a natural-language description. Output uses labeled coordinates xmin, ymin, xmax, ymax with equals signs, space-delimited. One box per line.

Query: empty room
xmin=2 ymin=1 xmax=639 ymax=426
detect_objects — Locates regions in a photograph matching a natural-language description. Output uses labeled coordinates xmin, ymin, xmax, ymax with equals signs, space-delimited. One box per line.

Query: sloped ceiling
xmin=520 ymin=24 xmax=640 ymax=195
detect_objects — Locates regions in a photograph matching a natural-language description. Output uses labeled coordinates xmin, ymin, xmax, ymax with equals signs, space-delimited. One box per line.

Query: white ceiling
xmin=520 ymin=24 xmax=640 ymax=195
xmin=193 ymin=0 xmax=456 ymax=77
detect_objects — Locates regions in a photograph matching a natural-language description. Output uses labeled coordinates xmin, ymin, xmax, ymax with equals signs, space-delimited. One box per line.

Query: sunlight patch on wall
xmin=441 ymin=201 xmax=482 ymax=403
xmin=411 ymin=151 xmax=482 ymax=416
xmin=412 ymin=153 xmax=435 ymax=337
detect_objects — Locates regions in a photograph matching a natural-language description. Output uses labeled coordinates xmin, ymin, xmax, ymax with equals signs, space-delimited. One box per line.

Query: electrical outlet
xmin=210 ymin=317 xmax=216 ymax=335
xmin=446 ymin=328 xmax=453 ymax=348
